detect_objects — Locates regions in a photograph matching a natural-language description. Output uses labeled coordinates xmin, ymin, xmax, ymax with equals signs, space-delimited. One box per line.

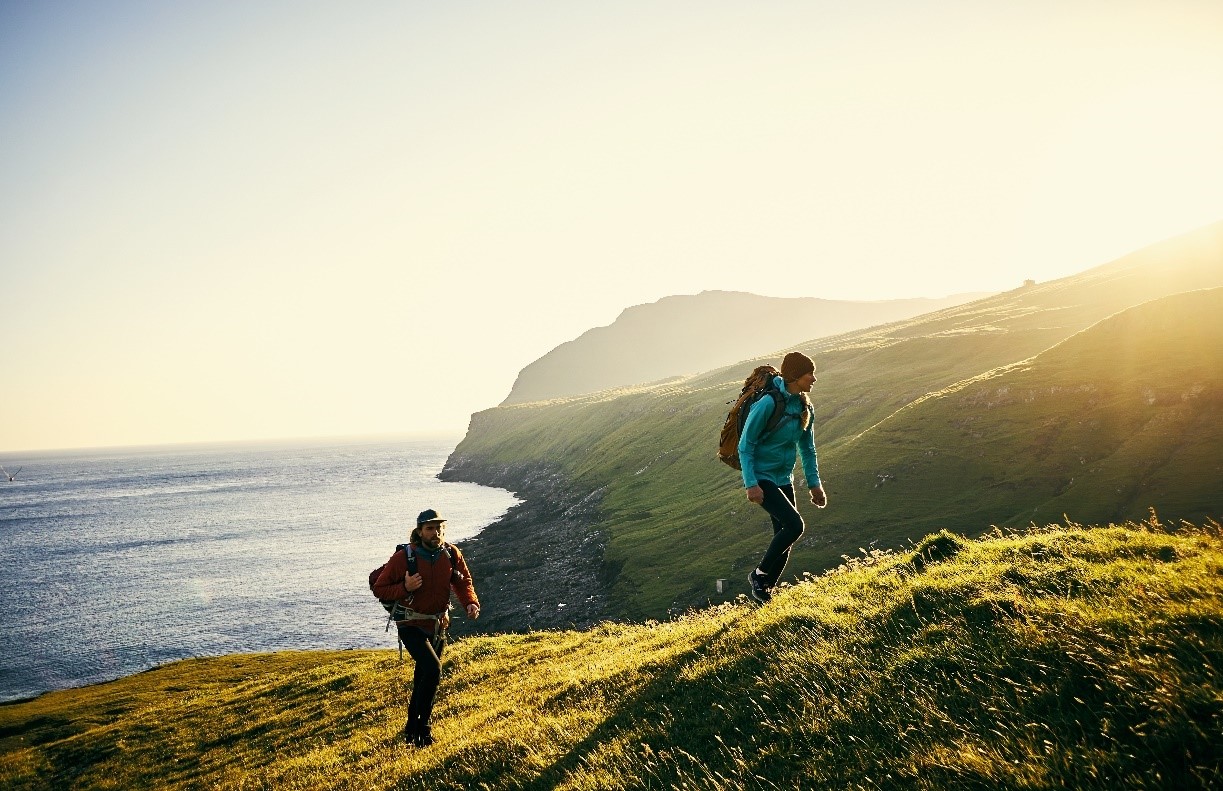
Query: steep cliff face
xmin=440 ymin=454 xmax=610 ymax=635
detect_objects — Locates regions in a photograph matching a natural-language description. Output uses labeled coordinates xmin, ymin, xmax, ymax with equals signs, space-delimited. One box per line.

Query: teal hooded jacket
xmin=738 ymin=375 xmax=821 ymax=490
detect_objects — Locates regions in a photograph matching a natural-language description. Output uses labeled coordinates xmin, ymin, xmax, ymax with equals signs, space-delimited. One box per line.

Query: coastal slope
xmin=446 ymin=220 xmax=1223 ymax=623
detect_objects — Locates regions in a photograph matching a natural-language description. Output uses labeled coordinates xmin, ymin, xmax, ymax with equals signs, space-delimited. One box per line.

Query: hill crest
xmin=3 ymin=519 xmax=1219 ymax=789
xmin=501 ymin=289 xmax=989 ymax=405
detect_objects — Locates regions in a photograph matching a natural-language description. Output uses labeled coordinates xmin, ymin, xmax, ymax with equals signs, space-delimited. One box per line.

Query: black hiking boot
xmin=748 ymin=570 xmax=772 ymax=604
xmin=403 ymin=720 xmax=420 ymax=747
xmin=414 ymin=724 xmax=435 ymax=748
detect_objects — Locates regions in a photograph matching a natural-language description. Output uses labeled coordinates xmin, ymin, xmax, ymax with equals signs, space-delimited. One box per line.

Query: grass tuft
xmin=907 ymin=529 xmax=968 ymax=572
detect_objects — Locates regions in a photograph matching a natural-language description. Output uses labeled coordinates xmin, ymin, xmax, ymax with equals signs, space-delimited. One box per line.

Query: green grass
xmin=3 ymin=519 xmax=1220 ymax=789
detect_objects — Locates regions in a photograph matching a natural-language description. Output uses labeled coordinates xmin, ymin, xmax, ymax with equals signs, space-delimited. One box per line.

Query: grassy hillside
xmin=450 ymin=221 xmax=1223 ymax=617
xmin=3 ymin=520 xmax=1220 ymax=789
xmin=822 ymin=287 xmax=1223 ymax=552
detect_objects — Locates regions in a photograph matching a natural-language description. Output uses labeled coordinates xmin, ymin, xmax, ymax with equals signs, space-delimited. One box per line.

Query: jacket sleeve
xmin=798 ymin=407 xmax=821 ymax=488
xmin=372 ymin=548 xmax=410 ymax=602
xmin=449 ymin=546 xmax=479 ymax=610
xmin=737 ymin=395 xmax=774 ymax=489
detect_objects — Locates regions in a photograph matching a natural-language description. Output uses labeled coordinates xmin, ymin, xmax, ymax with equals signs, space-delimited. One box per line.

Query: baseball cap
xmin=416 ymin=508 xmax=447 ymax=526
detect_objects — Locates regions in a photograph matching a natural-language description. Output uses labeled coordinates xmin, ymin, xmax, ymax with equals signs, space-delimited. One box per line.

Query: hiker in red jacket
xmin=372 ymin=508 xmax=480 ymax=748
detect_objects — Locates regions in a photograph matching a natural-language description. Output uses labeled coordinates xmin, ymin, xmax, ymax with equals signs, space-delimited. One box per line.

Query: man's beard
xmin=424 ymin=536 xmax=442 ymax=549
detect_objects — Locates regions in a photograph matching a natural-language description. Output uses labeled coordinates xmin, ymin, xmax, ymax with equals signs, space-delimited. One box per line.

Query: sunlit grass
xmin=3 ymin=517 xmax=1220 ymax=789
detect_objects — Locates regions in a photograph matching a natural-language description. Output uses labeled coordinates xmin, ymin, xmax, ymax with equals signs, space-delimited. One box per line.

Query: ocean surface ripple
xmin=0 ymin=437 xmax=517 ymax=703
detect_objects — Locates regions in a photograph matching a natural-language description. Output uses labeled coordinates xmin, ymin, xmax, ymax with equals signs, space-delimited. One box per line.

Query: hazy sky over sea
xmin=3 ymin=0 xmax=1222 ymax=452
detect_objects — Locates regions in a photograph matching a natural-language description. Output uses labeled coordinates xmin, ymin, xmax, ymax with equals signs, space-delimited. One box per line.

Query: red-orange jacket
xmin=372 ymin=542 xmax=479 ymax=631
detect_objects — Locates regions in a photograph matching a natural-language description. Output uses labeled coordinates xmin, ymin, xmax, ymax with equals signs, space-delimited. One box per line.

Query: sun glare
xmin=1016 ymin=72 xmax=1223 ymax=273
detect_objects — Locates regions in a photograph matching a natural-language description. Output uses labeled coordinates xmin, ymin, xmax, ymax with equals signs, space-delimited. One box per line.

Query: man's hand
xmin=809 ymin=485 xmax=827 ymax=508
xmin=745 ymin=485 xmax=764 ymax=504
xmin=466 ymin=603 xmax=481 ymax=620
xmin=405 ymin=572 xmax=424 ymax=592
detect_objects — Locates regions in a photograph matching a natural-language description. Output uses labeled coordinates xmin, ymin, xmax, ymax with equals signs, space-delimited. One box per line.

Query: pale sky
xmin=3 ymin=0 xmax=1222 ymax=452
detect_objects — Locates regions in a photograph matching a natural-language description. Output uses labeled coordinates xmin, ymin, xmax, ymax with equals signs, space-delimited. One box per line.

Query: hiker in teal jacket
xmin=740 ymin=351 xmax=827 ymax=603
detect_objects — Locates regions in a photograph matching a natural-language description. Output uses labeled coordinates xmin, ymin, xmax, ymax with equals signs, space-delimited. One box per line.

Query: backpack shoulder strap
xmin=762 ymin=389 xmax=786 ymax=433
xmin=442 ymin=542 xmax=466 ymax=583
xmin=397 ymin=543 xmax=416 ymax=575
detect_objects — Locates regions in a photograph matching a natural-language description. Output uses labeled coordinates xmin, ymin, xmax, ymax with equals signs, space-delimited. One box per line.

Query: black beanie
xmin=780 ymin=351 xmax=815 ymax=382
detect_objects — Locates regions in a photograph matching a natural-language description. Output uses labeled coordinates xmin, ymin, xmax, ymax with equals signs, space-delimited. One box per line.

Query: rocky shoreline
xmin=439 ymin=454 xmax=611 ymax=637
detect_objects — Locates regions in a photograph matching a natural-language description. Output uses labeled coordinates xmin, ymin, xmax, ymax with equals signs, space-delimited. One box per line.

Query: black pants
xmin=757 ymin=480 xmax=805 ymax=582
xmin=397 ymin=624 xmax=445 ymax=726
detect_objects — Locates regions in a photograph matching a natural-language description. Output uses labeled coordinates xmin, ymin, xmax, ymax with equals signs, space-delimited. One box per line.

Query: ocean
xmin=0 ymin=436 xmax=518 ymax=703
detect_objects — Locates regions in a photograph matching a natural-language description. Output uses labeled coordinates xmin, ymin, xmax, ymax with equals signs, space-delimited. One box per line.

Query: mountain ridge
xmin=501 ymin=290 xmax=990 ymax=405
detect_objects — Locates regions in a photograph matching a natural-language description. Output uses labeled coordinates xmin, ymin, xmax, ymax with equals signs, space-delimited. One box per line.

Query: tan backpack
xmin=717 ymin=365 xmax=786 ymax=470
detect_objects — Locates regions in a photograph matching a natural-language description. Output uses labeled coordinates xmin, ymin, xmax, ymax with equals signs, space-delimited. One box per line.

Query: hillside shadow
xmin=431 ymin=548 xmax=1223 ymax=791
xmin=431 ymin=618 xmax=817 ymax=790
